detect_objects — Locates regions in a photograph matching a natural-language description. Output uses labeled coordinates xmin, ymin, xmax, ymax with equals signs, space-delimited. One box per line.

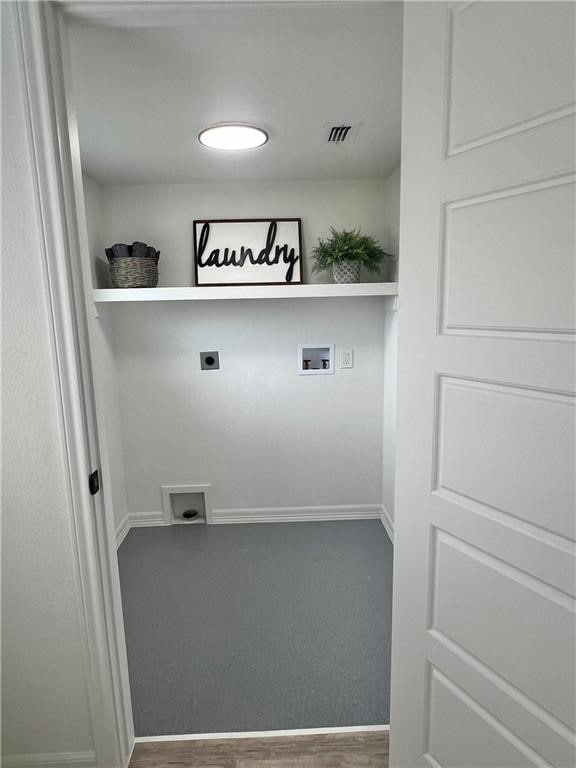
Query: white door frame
xmin=15 ymin=3 xmax=134 ymax=765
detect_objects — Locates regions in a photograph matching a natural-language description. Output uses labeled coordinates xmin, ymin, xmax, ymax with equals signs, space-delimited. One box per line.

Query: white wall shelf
xmin=93 ymin=283 xmax=398 ymax=303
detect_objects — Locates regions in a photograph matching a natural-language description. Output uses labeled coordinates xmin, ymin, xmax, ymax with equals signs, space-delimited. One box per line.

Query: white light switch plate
xmin=339 ymin=348 xmax=354 ymax=369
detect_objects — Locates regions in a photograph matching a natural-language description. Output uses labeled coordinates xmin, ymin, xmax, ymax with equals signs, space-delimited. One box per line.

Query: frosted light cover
xmin=198 ymin=124 xmax=268 ymax=150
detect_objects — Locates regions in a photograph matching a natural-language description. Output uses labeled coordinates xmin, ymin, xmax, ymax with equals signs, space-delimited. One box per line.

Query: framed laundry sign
xmin=193 ymin=218 xmax=303 ymax=286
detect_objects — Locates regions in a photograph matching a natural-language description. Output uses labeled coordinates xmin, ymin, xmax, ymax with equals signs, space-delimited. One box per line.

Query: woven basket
xmin=109 ymin=257 xmax=158 ymax=288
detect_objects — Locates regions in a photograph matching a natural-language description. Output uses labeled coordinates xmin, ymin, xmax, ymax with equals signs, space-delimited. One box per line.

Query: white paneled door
xmin=390 ymin=3 xmax=575 ymax=767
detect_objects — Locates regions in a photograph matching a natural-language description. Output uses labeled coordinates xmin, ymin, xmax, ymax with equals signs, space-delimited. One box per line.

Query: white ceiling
xmin=68 ymin=2 xmax=403 ymax=184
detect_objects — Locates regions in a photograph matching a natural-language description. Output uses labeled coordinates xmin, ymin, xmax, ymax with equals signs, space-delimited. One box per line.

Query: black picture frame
xmin=193 ymin=218 xmax=303 ymax=287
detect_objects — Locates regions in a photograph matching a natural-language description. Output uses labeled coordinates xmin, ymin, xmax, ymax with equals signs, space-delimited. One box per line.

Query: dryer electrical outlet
xmin=200 ymin=351 xmax=220 ymax=370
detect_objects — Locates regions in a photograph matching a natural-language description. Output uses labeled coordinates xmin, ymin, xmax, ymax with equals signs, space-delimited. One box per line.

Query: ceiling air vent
xmin=327 ymin=124 xmax=353 ymax=143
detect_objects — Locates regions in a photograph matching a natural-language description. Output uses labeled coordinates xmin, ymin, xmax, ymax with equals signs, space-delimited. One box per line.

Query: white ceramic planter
xmin=333 ymin=261 xmax=360 ymax=283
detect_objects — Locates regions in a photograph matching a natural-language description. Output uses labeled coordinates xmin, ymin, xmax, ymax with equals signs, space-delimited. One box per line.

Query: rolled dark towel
xmin=131 ymin=241 xmax=149 ymax=258
xmin=105 ymin=243 xmax=131 ymax=262
xmin=105 ymin=242 xmax=160 ymax=262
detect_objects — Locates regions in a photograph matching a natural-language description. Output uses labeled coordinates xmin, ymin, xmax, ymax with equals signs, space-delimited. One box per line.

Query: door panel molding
xmin=444 ymin=2 xmax=576 ymax=157
xmin=425 ymin=665 xmax=550 ymax=768
xmin=432 ymin=376 xmax=575 ymax=541
xmin=429 ymin=490 xmax=576 ymax=597
xmin=428 ymin=631 xmax=576 ymax=767
xmin=438 ymin=174 xmax=576 ymax=340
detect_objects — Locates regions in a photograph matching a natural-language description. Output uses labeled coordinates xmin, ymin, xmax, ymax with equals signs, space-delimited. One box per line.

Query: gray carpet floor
xmin=118 ymin=520 xmax=393 ymax=737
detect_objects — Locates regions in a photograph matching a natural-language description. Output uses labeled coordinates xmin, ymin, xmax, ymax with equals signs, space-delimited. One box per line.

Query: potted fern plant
xmin=311 ymin=227 xmax=394 ymax=284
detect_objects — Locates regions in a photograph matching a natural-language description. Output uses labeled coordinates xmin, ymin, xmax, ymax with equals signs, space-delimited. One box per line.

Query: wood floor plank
xmin=130 ymin=732 xmax=389 ymax=768
xmin=237 ymin=753 xmax=384 ymax=767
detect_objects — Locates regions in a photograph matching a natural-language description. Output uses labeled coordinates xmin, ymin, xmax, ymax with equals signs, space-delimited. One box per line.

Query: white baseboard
xmin=211 ymin=504 xmax=383 ymax=524
xmin=115 ymin=514 xmax=131 ymax=548
xmin=135 ymin=724 xmax=389 ymax=743
xmin=380 ymin=505 xmax=394 ymax=542
xmin=2 ymin=750 xmax=96 ymax=767
xmin=116 ymin=511 xmax=167 ymax=547
xmin=117 ymin=505 xmax=383 ymax=546
xmin=124 ymin=743 xmax=134 ymax=768
xmin=129 ymin=511 xmax=166 ymax=528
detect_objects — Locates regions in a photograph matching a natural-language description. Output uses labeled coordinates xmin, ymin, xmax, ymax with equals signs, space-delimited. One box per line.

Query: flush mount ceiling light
xmin=198 ymin=124 xmax=268 ymax=151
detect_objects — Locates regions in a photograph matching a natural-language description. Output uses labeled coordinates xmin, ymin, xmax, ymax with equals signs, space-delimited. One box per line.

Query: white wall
xmin=382 ymin=309 xmax=398 ymax=524
xmin=83 ymin=174 xmax=129 ymax=532
xmin=1 ymin=4 xmax=94 ymax=761
xmin=83 ymin=172 xmax=109 ymax=288
xmin=86 ymin=176 xmax=400 ymax=522
xmin=97 ymin=179 xmax=394 ymax=287
xmin=381 ymin=168 xmax=400 ymax=528
xmin=91 ymin=313 xmax=130 ymax=532
xmin=107 ymin=297 xmax=386 ymax=515
xmin=380 ymin=165 xmax=401 ymax=281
